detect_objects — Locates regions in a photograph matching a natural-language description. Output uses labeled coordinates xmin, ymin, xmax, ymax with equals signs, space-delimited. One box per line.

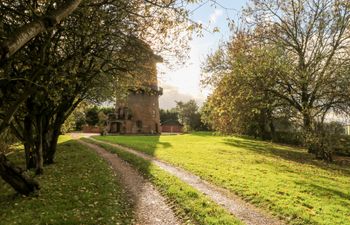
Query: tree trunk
xmin=0 ymin=153 xmax=40 ymax=195
xmin=258 ymin=110 xmax=270 ymax=140
xmin=269 ymin=120 xmax=275 ymax=140
xmin=302 ymin=110 xmax=315 ymax=153
xmin=42 ymin=131 xmax=50 ymax=163
xmin=43 ymin=98 xmax=82 ymax=164
xmin=24 ymin=143 xmax=35 ymax=170
xmin=44 ymin=125 xmax=60 ymax=165
xmin=35 ymin=116 xmax=44 ymax=175
xmin=44 ymin=109 xmax=67 ymax=164
xmin=24 ymin=115 xmax=35 ymax=169
xmin=303 ymin=114 xmax=312 ymax=131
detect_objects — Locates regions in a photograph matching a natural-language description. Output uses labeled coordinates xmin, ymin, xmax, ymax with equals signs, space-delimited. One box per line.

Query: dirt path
xmin=92 ymin=138 xmax=285 ymax=225
xmin=77 ymin=140 xmax=181 ymax=225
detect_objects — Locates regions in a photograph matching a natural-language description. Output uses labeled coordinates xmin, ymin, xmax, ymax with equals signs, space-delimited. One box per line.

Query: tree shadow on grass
xmin=157 ymin=141 xmax=172 ymax=149
xmin=309 ymin=183 xmax=350 ymax=202
xmin=187 ymin=131 xmax=215 ymax=137
xmin=95 ymin=134 xmax=172 ymax=157
xmin=293 ymin=181 xmax=350 ymax=207
xmin=222 ymin=137 xmax=350 ymax=176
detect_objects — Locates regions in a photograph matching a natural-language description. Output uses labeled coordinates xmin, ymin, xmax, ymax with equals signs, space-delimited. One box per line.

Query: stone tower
xmin=106 ymin=43 xmax=162 ymax=134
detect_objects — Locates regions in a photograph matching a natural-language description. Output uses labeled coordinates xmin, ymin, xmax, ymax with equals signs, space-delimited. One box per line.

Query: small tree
xmin=201 ymin=34 xmax=283 ymax=138
xmin=175 ymin=100 xmax=204 ymax=131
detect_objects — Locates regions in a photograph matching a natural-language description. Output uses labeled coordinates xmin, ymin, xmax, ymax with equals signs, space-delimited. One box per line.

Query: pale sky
xmin=159 ymin=0 xmax=248 ymax=109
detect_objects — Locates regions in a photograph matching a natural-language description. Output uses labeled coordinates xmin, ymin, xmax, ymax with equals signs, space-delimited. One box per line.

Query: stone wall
xmin=161 ymin=125 xmax=183 ymax=133
xmin=82 ymin=125 xmax=101 ymax=133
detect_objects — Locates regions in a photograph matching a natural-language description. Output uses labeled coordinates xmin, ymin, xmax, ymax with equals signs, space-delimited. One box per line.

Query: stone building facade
xmin=106 ymin=44 xmax=162 ymax=134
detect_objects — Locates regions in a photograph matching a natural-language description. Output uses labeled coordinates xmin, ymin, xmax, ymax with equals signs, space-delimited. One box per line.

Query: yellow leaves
xmin=186 ymin=24 xmax=197 ymax=31
xmin=161 ymin=0 xmax=173 ymax=5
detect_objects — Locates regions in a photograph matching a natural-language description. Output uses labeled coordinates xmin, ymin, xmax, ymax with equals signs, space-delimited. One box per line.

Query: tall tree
xmin=243 ymin=0 xmax=350 ymax=125
xmin=175 ymin=100 xmax=203 ymax=131
xmin=201 ymin=33 xmax=285 ymax=138
xmin=244 ymin=0 xmax=350 ymax=160
xmin=0 ymin=0 xmax=199 ymax=194
xmin=203 ymin=0 xmax=350 ymax=160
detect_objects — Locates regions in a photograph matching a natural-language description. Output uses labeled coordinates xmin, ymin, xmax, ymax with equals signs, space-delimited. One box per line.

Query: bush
xmin=305 ymin=122 xmax=345 ymax=161
xmin=306 ymin=132 xmax=334 ymax=162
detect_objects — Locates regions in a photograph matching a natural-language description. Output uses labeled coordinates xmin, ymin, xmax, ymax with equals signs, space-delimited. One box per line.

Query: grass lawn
xmin=94 ymin=132 xmax=350 ymax=225
xmin=0 ymin=135 xmax=134 ymax=225
xmin=83 ymin=138 xmax=242 ymax=225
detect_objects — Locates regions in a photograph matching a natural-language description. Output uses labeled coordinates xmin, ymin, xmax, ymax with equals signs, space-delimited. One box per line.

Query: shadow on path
xmin=93 ymin=134 xmax=171 ymax=157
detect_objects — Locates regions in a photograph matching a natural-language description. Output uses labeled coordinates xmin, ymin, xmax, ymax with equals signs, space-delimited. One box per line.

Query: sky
xmin=158 ymin=0 xmax=248 ymax=109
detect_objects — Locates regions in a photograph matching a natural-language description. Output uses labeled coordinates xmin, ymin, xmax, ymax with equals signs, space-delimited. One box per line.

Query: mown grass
xmin=94 ymin=132 xmax=350 ymax=225
xmin=0 ymin=135 xmax=134 ymax=225
xmin=83 ymin=138 xmax=242 ymax=225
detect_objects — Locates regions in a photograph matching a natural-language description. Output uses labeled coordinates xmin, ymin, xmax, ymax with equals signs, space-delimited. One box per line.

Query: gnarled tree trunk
xmin=44 ymin=122 xmax=61 ymax=165
xmin=0 ymin=153 xmax=39 ymax=195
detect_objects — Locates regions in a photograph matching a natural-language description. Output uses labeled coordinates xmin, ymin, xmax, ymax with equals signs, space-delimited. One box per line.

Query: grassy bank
xmin=0 ymin=136 xmax=133 ymax=225
xmin=83 ymin=138 xmax=242 ymax=225
xmin=94 ymin=133 xmax=350 ymax=225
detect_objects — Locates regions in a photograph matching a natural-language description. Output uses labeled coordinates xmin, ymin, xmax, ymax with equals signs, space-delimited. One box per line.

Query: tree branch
xmin=0 ymin=0 xmax=82 ymax=63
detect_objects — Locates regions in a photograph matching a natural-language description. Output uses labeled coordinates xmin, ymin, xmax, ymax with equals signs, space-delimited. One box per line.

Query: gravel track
xmin=91 ymin=138 xmax=285 ymax=225
xmin=77 ymin=140 xmax=181 ymax=225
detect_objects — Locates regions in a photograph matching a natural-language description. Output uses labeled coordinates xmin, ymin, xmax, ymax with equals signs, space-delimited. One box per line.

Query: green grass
xmin=83 ymin=138 xmax=242 ymax=225
xmin=0 ymin=136 xmax=134 ymax=225
xmin=94 ymin=132 xmax=350 ymax=225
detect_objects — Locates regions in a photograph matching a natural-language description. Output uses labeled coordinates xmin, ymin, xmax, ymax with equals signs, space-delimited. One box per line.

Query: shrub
xmin=305 ymin=122 xmax=345 ymax=162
